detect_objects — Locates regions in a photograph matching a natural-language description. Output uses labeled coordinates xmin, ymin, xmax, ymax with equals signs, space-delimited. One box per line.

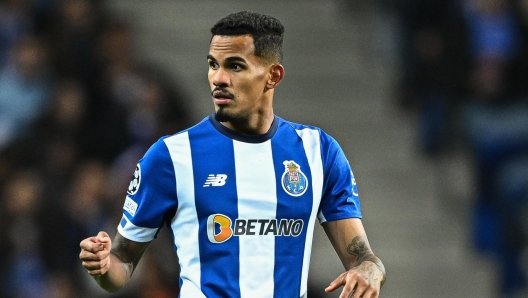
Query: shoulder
xmin=277 ymin=116 xmax=339 ymax=149
xmin=138 ymin=137 xmax=172 ymax=171
xmin=141 ymin=116 xmax=211 ymax=160
xmin=168 ymin=116 xmax=212 ymax=137
xmin=277 ymin=116 xmax=319 ymax=132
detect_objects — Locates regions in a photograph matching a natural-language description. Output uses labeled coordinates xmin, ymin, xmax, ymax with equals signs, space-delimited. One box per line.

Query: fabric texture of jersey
xmin=118 ymin=114 xmax=362 ymax=298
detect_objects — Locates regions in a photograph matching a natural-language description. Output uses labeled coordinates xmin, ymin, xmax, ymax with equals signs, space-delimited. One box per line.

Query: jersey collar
xmin=209 ymin=113 xmax=278 ymax=143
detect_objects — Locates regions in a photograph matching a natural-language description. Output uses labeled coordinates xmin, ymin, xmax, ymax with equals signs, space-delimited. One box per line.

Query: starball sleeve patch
xmin=127 ymin=164 xmax=141 ymax=195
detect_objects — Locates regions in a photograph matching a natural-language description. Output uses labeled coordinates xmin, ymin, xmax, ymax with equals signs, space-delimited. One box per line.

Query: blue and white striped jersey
xmin=118 ymin=114 xmax=362 ymax=298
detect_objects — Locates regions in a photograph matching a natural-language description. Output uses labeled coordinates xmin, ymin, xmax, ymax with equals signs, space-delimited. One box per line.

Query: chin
xmin=215 ymin=109 xmax=231 ymax=122
xmin=215 ymin=109 xmax=245 ymax=123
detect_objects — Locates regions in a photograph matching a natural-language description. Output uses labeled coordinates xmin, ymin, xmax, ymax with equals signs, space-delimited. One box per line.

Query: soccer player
xmin=79 ymin=11 xmax=386 ymax=298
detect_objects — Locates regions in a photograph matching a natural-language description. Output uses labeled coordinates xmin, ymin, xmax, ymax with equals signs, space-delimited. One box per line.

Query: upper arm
xmin=322 ymin=218 xmax=371 ymax=270
xmin=118 ymin=139 xmax=178 ymax=242
xmin=318 ymin=136 xmax=361 ymax=223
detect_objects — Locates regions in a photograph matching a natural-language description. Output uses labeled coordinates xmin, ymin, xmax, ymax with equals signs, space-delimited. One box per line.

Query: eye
xmin=209 ymin=61 xmax=219 ymax=70
xmin=231 ymin=64 xmax=242 ymax=71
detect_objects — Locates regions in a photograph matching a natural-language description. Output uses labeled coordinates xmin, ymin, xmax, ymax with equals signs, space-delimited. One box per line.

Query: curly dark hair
xmin=210 ymin=11 xmax=284 ymax=64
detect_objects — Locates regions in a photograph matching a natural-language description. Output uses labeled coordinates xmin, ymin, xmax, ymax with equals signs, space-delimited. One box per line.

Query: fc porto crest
xmin=281 ymin=160 xmax=308 ymax=197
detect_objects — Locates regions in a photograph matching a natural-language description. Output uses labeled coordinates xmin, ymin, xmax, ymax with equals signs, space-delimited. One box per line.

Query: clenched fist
xmin=79 ymin=231 xmax=112 ymax=276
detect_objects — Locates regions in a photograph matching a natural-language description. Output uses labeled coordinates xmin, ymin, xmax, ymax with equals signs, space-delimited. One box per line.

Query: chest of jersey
xmin=161 ymin=119 xmax=328 ymax=298
xmin=187 ymin=128 xmax=316 ymax=238
xmin=120 ymin=116 xmax=358 ymax=297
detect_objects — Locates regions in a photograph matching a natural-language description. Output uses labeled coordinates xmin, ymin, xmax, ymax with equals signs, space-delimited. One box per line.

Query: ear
xmin=266 ymin=64 xmax=285 ymax=89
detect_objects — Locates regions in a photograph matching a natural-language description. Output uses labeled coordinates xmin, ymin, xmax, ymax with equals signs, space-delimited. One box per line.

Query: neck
xmin=221 ymin=109 xmax=274 ymax=135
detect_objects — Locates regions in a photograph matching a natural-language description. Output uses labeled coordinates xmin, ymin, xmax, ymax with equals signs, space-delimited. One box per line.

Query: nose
xmin=212 ymin=67 xmax=229 ymax=87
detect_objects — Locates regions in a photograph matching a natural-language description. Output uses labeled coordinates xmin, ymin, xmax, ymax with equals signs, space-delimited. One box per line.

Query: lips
xmin=212 ymin=89 xmax=234 ymax=105
xmin=212 ymin=89 xmax=233 ymax=99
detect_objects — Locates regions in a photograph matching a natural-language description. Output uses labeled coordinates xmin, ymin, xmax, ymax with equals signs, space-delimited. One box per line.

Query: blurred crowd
xmin=387 ymin=0 xmax=528 ymax=296
xmin=0 ymin=0 xmax=192 ymax=297
xmin=3 ymin=0 xmax=528 ymax=297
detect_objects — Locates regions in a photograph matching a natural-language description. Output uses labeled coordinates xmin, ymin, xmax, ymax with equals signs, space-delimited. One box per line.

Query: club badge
xmin=281 ymin=160 xmax=308 ymax=197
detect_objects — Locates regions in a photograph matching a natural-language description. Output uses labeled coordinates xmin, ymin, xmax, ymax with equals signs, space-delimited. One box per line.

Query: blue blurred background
xmin=1 ymin=0 xmax=527 ymax=297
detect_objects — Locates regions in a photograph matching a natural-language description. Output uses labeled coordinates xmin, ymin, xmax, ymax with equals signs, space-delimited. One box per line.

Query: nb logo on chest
xmin=203 ymin=174 xmax=228 ymax=187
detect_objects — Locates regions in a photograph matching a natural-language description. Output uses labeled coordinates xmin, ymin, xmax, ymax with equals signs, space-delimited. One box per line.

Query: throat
xmin=216 ymin=112 xmax=274 ymax=135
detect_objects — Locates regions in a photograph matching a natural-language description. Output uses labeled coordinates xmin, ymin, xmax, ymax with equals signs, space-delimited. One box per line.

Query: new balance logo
xmin=203 ymin=174 xmax=228 ymax=187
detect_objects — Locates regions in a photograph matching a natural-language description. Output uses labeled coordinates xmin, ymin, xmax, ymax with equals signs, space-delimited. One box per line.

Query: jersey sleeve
xmin=317 ymin=134 xmax=362 ymax=224
xmin=117 ymin=137 xmax=178 ymax=242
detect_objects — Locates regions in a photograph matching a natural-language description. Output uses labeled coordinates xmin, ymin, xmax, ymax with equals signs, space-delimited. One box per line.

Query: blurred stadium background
xmin=1 ymin=0 xmax=527 ymax=297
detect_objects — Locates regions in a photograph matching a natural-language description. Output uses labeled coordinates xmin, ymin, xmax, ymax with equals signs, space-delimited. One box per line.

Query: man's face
xmin=208 ymin=35 xmax=270 ymax=124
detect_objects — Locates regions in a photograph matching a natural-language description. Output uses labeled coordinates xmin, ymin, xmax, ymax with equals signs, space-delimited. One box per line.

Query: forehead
xmin=209 ymin=35 xmax=256 ymax=59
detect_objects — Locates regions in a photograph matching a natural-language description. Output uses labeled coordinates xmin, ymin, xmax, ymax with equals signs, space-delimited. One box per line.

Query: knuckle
xmin=82 ymin=261 xmax=95 ymax=270
xmin=96 ymin=250 xmax=109 ymax=257
xmin=83 ymin=261 xmax=94 ymax=269
xmin=83 ymin=260 xmax=103 ymax=270
xmin=88 ymin=269 xmax=100 ymax=276
xmin=348 ymin=271 xmax=361 ymax=280
xmin=358 ymin=278 xmax=369 ymax=286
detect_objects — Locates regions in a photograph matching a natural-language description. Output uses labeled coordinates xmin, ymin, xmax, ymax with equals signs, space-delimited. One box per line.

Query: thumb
xmin=95 ymin=231 xmax=111 ymax=249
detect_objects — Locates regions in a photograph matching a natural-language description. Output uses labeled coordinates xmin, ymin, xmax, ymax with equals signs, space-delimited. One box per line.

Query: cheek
xmin=236 ymin=82 xmax=260 ymax=102
xmin=240 ymin=74 xmax=267 ymax=94
xmin=207 ymin=72 xmax=215 ymax=87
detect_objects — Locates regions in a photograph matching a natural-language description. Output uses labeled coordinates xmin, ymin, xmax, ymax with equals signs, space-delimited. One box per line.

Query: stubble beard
xmin=215 ymin=107 xmax=254 ymax=132
xmin=215 ymin=107 xmax=246 ymax=123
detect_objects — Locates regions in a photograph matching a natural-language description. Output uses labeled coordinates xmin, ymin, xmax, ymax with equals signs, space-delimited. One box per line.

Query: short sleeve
xmin=117 ymin=138 xmax=178 ymax=242
xmin=318 ymin=135 xmax=362 ymax=224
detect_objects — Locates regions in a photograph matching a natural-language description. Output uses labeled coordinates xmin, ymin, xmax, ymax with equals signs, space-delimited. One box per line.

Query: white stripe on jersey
xmin=233 ymin=140 xmax=277 ymax=298
xmin=296 ymin=128 xmax=324 ymax=297
xmin=164 ymin=133 xmax=206 ymax=298
xmin=117 ymin=214 xmax=158 ymax=241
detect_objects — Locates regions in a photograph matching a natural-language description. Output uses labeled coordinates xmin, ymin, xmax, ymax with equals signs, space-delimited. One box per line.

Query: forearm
xmin=323 ymin=219 xmax=386 ymax=286
xmin=80 ymin=232 xmax=151 ymax=293
xmin=347 ymin=236 xmax=386 ymax=286
xmin=93 ymin=251 xmax=134 ymax=292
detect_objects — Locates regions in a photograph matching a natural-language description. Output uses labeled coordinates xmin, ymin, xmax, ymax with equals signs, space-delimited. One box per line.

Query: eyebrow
xmin=207 ymin=54 xmax=247 ymax=64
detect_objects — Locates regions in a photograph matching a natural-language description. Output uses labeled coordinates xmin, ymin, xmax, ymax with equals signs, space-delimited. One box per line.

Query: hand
xmin=79 ymin=231 xmax=112 ymax=276
xmin=325 ymin=261 xmax=383 ymax=298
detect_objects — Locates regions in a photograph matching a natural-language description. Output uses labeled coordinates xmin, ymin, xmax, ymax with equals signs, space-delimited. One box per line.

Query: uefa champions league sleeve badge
xmin=281 ymin=160 xmax=308 ymax=197
xmin=127 ymin=164 xmax=141 ymax=195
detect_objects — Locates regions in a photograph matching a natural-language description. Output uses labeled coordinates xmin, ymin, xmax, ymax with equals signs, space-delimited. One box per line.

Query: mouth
xmin=212 ymin=88 xmax=234 ymax=104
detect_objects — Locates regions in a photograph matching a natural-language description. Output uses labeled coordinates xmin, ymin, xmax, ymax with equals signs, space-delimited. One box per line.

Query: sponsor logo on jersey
xmin=281 ymin=160 xmax=308 ymax=197
xmin=203 ymin=174 xmax=228 ymax=187
xmin=127 ymin=164 xmax=141 ymax=195
xmin=123 ymin=196 xmax=138 ymax=216
xmin=207 ymin=214 xmax=304 ymax=244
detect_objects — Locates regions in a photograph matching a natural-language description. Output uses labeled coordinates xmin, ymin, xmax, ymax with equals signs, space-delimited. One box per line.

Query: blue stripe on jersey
xmin=187 ymin=121 xmax=241 ymax=298
xmin=271 ymin=123 xmax=314 ymax=298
